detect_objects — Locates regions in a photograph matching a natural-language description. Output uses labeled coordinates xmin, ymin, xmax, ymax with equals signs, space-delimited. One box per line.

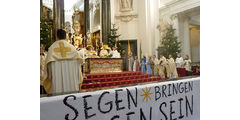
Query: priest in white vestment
xmin=159 ymin=55 xmax=167 ymax=78
xmin=176 ymin=53 xmax=184 ymax=68
xmin=77 ymin=45 xmax=87 ymax=78
xmin=42 ymin=29 xmax=83 ymax=94
xmin=100 ymin=46 xmax=109 ymax=57
xmin=110 ymin=47 xmax=121 ymax=58
xmin=40 ymin=44 xmax=47 ymax=94
xmin=78 ymin=45 xmax=85 ymax=63
xmin=167 ymin=55 xmax=178 ymax=78
xmin=184 ymin=55 xmax=192 ymax=76
xmin=153 ymin=55 xmax=159 ymax=76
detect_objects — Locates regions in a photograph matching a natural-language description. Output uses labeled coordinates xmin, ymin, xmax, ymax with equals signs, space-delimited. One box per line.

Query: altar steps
xmin=81 ymin=71 xmax=165 ymax=91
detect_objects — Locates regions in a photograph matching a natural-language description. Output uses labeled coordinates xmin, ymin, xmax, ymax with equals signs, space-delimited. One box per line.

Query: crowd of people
xmin=128 ymin=53 xmax=192 ymax=79
xmin=40 ymin=29 xmax=196 ymax=95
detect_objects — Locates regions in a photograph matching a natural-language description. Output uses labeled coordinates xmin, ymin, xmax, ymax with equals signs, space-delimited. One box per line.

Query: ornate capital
xmin=171 ymin=14 xmax=178 ymax=20
xmin=115 ymin=13 xmax=138 ymax=22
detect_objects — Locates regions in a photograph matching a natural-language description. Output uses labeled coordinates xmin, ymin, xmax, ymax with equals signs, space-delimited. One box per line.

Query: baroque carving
xmin=171 ymin=14 xmax=178 ymax=20
xmin=115 ymin=13 xmax=138 ymax=22
xmin=119 ymin=0 xmax=133 ymax=12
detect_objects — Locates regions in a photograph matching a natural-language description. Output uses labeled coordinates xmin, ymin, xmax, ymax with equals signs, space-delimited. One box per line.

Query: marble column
xmin=182 ymin=16 xmax=191 ymax=58
xmin=40 ymin=0 xmax=43 ymax=18
xmin=171 ymin=14 xmax=179 ymax=39
xmin=101 ymin=0 xmax=111 ymax=44
xmin=84 ymin=0 xmax=90 ymax=46
xmin=53 ymin=0 xmax=65 ymax=39
xmin=84 ymin=0 xmax=90 ymax=35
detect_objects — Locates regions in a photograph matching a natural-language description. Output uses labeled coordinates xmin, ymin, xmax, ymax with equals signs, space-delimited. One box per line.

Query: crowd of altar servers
xmin=128 ymin=53 xmax=192 ymax=79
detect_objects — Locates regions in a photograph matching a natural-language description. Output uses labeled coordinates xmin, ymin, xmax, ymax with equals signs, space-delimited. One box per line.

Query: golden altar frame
xmin=84 ymin=58 xmax=123 ymax=73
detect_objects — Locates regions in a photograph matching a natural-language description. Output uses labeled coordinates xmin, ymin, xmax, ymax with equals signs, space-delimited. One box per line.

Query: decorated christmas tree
xmin=160 ymin=25 xmax=181 ymax=59
xmin=40 ymin=18 xmax=54 ymax=50
xmin=107 ymin=24 xmax=124 ymax=53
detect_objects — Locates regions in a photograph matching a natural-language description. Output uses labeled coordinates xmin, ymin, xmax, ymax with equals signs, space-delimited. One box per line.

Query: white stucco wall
xmin=158 ymin=0 xmax=200 ymax=61
xmin=111 ymin=0 xmax=160 ymax=58
xmin=110 ymin=0 xmax=200 ymax=61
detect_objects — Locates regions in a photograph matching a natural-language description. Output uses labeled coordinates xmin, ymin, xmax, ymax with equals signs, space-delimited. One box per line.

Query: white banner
xmin=41 ymin=77 xmax=200 ymax=120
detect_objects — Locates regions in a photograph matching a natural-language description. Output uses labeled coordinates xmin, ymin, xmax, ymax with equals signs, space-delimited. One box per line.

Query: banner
xmin=41 ymin=77 xmax=200 ymax=120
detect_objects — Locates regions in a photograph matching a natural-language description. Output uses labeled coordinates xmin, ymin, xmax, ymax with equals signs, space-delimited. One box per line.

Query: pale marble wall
xmin=158 ymin=0 xmax=200 ymax=61
xmin=111 ymin=0 xmax=160 ymax=58
xmin=110 ymin=0 xmax=200 ymax=61
xmin=190 ymin=26 xmax=200 ymax=62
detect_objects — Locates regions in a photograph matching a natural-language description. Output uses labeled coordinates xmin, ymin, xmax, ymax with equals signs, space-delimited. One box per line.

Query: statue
xmin=74 ymin=34 xmax=83 ymax=48
xmin=65 ymin=21 xmax=71 ymax=43
xmin=74 ymin=36 xmax=79 ymax=48
xmin=120 ymin=0 xmax=133 ymax=12
xmin=86 ymin=30 xmax=92 ymax=47
xmin=72 ymin=21 xmax=81 ymax=36
xmin=72 ymin=21 xmax=82 ymax=48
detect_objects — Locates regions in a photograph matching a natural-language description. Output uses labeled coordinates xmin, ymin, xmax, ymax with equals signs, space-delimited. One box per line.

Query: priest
xmin=110 ymin=46 xmax=121 ymax=58
xmin=42 ymin=29 xmax=83 ymax=94
xmin=100 ymin=45 xmax=109 ymax=57
xmin=40 ymin=44 xmax=47 ymax=94
xmin=153 ymin=55 xmax=159 ymax=76
xmin=176 ymin=53 xmax=184 ymax=68
xmin=167 ymin=54 xmax=178 ymax=78
xmin=159 ymin=55 xmax=167 ymax=78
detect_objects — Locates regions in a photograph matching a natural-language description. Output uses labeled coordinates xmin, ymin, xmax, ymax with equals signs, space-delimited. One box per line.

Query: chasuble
xmin=167 ymin=58 xmax=178 ymax=78
xmin=42 ymin=40 xmax=83 ymax=94
xmin=159 ymin=56 xmax=167 ymax=78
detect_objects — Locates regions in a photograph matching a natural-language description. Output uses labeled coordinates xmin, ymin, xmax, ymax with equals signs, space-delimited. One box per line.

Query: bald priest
xmin=42 ymin=29 xmax=83 ymax=94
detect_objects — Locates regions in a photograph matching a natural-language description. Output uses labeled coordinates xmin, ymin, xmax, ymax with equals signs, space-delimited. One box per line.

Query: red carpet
xmin=81 ymin=71 xmax=165 ymax=90
xmin=177 ymin=68 xmax=186 ymax=77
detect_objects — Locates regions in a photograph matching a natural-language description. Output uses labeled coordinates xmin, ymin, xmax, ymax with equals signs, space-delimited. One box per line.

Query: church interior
xmin=40 ymin=0 xmax=200 ymax=95
xmin=3 ymin=0 xmax=240 ymax=119
xmin=40 ymin=0 xmax=200 ymax=119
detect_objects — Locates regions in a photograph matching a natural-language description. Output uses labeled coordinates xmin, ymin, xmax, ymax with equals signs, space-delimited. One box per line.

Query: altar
xmin=84 ymin=58 xmax=123 ymax=73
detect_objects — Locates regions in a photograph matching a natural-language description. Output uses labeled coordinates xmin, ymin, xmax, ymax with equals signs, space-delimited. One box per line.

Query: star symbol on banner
xmin=140 ymin=87 xmax=153 ymax=103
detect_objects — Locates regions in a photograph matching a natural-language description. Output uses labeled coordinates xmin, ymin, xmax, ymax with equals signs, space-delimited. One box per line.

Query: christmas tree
xmin=107 ymin=24 xmax=124 ymax=53
xmin=40 ymin=18 xmax=54 ymax=50
xmin=160 ymin=25 xmax=181 ymax=59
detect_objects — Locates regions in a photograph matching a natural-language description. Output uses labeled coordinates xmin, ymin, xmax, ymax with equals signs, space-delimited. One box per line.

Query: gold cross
xmin=54 ymin=42 xmax=71 ymax=58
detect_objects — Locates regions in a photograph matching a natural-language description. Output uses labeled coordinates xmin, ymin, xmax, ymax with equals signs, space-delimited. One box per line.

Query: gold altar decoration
xmin=85 ymin=58 xmax=123 ymax=73
xmin=74 ymin=34 xmax=83 ymax=48
xmin=86 ymin=30 xmax=92 ymax=47
xmin=85 ymin=49 xmax=99 ymax=58
xmin=72 ymin=9 xmax=84 ymax=35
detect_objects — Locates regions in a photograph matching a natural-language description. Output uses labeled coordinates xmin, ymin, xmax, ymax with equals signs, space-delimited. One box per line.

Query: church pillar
xmin=101 ymin=0 xmax=111 ymax=44
xmin=84 ymin=0 xmax=90 ymax=46
xmin=182 ymin=16 xmax=191 ymax=58
xmin=152 ymin=0 xmax=160 ymax=57
xmin=40 ymin=0 xmax=43 ymax=18
xmin=171 ymin=14 xmax=179 ymax=39
xmin=53 ymin=0 xmax=65 ymax=39
xmin=84 ymin=0 xmax=90 ymax=36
